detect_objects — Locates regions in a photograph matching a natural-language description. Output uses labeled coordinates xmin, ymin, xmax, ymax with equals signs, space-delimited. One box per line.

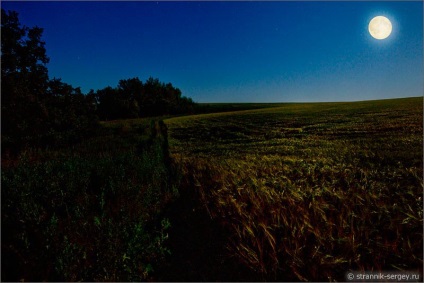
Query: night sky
xmin=2 ymin=1 xmax=423 ymax=103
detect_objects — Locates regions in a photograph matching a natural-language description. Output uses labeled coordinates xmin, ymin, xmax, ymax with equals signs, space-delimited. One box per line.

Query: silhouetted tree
xmin=94 ymin=77 xmax=196 ymax=120
xmin=1 ymin=9 xmax=99 ymax=153
xmin=117 ymin=77 xmax=143 ymax=118
xmin=95 ymin=86 xmax=120 ymax=120
xmin=45 ymin=78 xmax=98 ymax=144
xmin=1 ymin=9 xmax=196 ymax=147
xmin=1 ymin=9 xmax=50 ymax=151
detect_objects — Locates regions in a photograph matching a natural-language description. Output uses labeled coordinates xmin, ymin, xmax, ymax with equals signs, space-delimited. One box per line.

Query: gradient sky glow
xmin=2 ymin=1 xmax=423 ymax=102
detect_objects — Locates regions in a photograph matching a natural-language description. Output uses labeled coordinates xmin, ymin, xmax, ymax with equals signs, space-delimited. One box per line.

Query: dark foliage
xmin=44 ymin=78 xmax=99 ymax=145
xmin=1 ymin=9 xmax=50 ymax=152
xmin=2 ymin=121 xmax=178 ymax=281
xmin=94 ymin=77 xmax=196 ymax=120
xmin=1 ymin=8 xmax=255 ymax=283
xmin=1 ymin=9 xmax=196 ymax=155
xmin=1 ymin=9 xmax=99 ymax=155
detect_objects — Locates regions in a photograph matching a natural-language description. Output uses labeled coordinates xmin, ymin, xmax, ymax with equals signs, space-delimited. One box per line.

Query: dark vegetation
xmin=2 ymin=120 xmax=177 ymax=281
xmin=1 ymin=9 xmax=252 ymax=281
xmin=1 ymin=9 xmax=98 ymax=155
xmin=1 ymin=8 xmax=196 ymax=157
xmin=166 ymin=97 xmax=423 ymax=281
xmin=2 ymin=8 xmax=423 ymax=282
xmin=92 ymin=77 xmax=196 ymax=121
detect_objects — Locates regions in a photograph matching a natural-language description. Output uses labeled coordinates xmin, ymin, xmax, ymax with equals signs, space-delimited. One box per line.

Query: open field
xmin=165 ymin=97 xmax=423 ymax=281
xmin=194 ymin=102 xmax=288 ymax=114
xmin=2 ymin=97 xmax=422 ymax=281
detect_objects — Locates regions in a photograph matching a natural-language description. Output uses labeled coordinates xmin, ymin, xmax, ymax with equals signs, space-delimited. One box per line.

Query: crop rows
xmin=165 ymin=97 xmax=423 ymax=281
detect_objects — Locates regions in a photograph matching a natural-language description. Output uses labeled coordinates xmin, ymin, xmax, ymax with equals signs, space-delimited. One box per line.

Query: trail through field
xmin=156 ymin=178 xmax=261 ymax=281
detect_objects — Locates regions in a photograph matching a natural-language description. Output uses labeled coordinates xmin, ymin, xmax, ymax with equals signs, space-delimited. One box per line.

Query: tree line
xmin=91 ymin=77 xmax=195 ymax=121
xmin=1 ymin=9 xmax=196 ymax=154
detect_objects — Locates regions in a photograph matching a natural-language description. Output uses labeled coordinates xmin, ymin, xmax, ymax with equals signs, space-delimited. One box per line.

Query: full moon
xmin=369 ymin=16 xmax=392 ymax=40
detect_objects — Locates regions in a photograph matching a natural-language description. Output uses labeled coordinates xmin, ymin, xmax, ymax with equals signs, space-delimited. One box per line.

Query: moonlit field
xmin=165 ymin=97 xmax=423 ymax=281
xmin=2 ymin=1 xmax=422 ymax=282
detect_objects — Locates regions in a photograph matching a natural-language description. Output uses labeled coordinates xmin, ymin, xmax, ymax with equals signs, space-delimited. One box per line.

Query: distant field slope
xmin=165 ymin=97 xmax=423 ymax=281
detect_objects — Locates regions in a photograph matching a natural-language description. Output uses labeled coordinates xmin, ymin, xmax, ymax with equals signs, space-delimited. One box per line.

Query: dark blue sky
xmin=2 ymin=1 xmax=423 ymax=102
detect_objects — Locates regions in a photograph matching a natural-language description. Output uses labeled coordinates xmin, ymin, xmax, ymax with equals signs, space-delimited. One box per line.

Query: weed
xmin=2 ymin=119 xmax=179 ymax=281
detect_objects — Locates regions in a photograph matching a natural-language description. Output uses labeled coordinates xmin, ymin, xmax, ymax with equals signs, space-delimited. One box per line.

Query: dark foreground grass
xmin=166 ymin=97 xmax=423 ymax=281
xmin=2 ymin=119 xmax=178 ymax=281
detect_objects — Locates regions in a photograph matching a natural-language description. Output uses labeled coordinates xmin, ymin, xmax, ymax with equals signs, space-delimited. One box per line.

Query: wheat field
xmin=165 ymin=97 xmax=423 ymax=281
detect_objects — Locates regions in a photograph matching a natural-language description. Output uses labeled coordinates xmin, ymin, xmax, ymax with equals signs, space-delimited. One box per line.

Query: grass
xmin=165 ymin=97 xmax=423 ymax=281
xmin=194 ymin=102 xmax=288 ymax=115
xmin=2 ymin=119 xmax=178 ymax=281
xmin=3 ymin=97 xmax=422 ymax=281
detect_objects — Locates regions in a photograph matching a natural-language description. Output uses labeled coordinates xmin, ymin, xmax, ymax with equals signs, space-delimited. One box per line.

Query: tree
xmin=45 ymin=78 xmax=98 ymax=144
xmin=1 ymin=8 xmax=50 ymax=151
xmin=1 ymin=9 xmax=99 ymax=153
xmin=141 ymin=77 xmax=165 ymax=117
xmin=95 ymin=86 xmax=120 ymax=120
xmin=117 ymin=77 xmax=143 ymax=118
xmin=94 ymin=77 xmax=197 ymax=120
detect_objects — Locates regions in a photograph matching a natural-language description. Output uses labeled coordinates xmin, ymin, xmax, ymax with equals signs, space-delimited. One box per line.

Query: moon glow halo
xmin=369 ymin=16 xmax=392 ymax=40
